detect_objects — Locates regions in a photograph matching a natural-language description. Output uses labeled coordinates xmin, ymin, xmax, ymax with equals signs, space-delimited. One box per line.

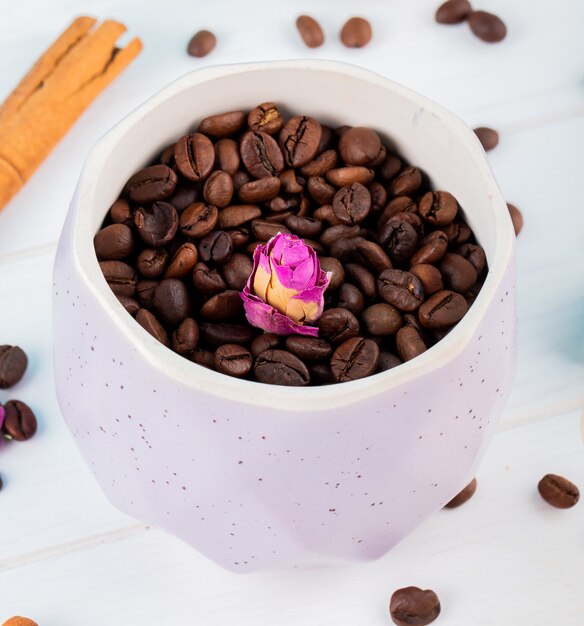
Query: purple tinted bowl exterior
xmin=53 ymin=61 xmax=516 ymax=573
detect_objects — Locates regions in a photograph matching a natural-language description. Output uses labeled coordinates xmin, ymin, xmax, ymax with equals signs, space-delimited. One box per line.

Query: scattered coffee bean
xmin=296 ymin=15 xmax=324 ymax=48
xmin=187 ymin=29 xmax=216 ymax=57
xmin=340 ymin=17 xmax=373 ymax=48
xmin=444 ymin=477 xmax=477 ymax=508
xmin=331 ymin=337 xmax=379 ymax=382
xmin=254 ymin=349 xmax=310 ymax=386
xmin=538 ymin=474 xmax=580 ymax=509
xmin=507 ymin=202 xmax=523 ymax=236
xmin=215 ymin=344 xmax=253 ymax=378
xmin=468 ymin=10 xmax=507 ymax=43
xmin=0 ymin=346 xmax=28 ymax=389
xmin=435 ymin=0 xmax=472 ymax=24
xmin=473 ymin=126 xmax=499 ymax=151
xmin=2 ymin=400 xmax=37 ymax=441
xmin=2 ymin=618 xmax=39 ymax=626
xmin=389 ymin=586 xmax=441 ymax=626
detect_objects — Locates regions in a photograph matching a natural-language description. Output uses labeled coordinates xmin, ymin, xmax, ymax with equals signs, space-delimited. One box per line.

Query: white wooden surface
xmin=1 ymin=1 xmax=583 ymax=624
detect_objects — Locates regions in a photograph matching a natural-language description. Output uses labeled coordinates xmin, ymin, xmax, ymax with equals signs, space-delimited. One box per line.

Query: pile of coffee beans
xmin=95 ymin=104 xmax=489 ymax=387
xmin=435 ymin=0 xmax=507 ymax=43
xmin=0 ymin=345 xmax=37 ymax=492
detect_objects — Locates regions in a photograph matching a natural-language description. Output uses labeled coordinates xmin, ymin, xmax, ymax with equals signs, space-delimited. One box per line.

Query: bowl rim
xmin=67 ymin=59 xmax=515 ymax=411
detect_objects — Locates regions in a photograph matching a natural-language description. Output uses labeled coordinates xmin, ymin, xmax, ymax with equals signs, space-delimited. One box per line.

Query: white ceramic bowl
xmin=53 ymin=60 xmax=516 ymax=572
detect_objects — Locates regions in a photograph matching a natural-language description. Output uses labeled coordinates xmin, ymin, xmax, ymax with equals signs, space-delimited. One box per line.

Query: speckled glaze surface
xmin=53 ymin=61 xmax=516 ymax=573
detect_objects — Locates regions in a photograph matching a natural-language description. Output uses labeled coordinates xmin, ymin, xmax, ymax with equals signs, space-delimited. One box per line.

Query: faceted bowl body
xmin=53 ymin=60 xmax=516 ymax=573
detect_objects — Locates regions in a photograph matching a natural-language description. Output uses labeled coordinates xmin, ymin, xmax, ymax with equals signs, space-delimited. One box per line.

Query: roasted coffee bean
xmin=337 ymin=283 xmax=365 ymax=316
xmin=410 ymin=230 xmax=448 ymax=266
xmin=444 ymin=478 xmax=477 ymax=508
xmin=124 ymin=164 xmax=178 ymax=203
xmin=279 ymin=116 xmax=322 ymax=167
xmin=240 ymin=131 xmax=285 ymax=178
xmin=135 ymin=202 xmax=179 ymax=247
xmin=227 ymin=227 xmax=251 ymax=249
xmin=110 ymin=198 xmax=133 ymax=224
xmin=340 ymin=17 xmax=373 ymax=48
xmin=265 ymin=195 xmax=299 ymax=213
xmin=137 ymin=248 xmax=168 ymax=278
xmin=94 ymin=224 xmax=134 ymax=260
xmin=296 ymin=15 xmax=325 ymax=48
xmin=300 ymin=150 xmax=338 ymax=177
xmin=203 ymin=170 xmax=233 ymax=208
xmin=419 ymin=191 xmax=458 ymax=226
xmin=326 ymin=166 xmax=374 ymax=187
xmin=200 ymin=322 xmax=254 ymax=349
xmin=439 ymin=252 xmax=477 ymax=292
xmin=214 ymin=344 xmax=253 ymax=378
xmin=379 ymin=217 xmax=419 ymax=263
xmin=378 ymin=196 xmax=418 ymax=228
xmin=468 ymin=10 xmax=507 ymax=43
xmin=331 ymin=337 xmax=379 ymax=382
xmin=285 ymin=335 xmax=332 ymax=362
xmin=318 ymin=125 xmax=335 ymax=152
xmin=254 ymin=349 xmax=310 ymax=386
xmin=2 ymin=400 xmax=37 ymax=441
xmin=99 ymin=261 xmax=136 ymax=297
xmin=222 ymin=253 xmax=254 ymax=290
xmin=339 ymin=127 xmax=381 ymax=166
xmin=369 ymin=181 xmax=388 ymax=213
xmin=279 ymin=169 xmax=305 ymax=194
xmin=180 ymin=202 xmax=219 ymax=239
xmin=388 ymin=166 xmax=422 ymax=197
xmin=463 ymin=281 xmax=482 ymax=307
xmin=193 ymin=262 xmax=226 ymax=294
xmin=457 ymin=243 xmax=486 ymax=275
xmin=538 ymin=474 xmax=580 ymax=509
xmin=409 ymin=264 xmax=443 ymax=295
xmin=159 ymin=144 xmax=176 ymax=167
xmin=507 ymin=202 xmax=523 ymax=235
xmin=116 ymin=295 xmax=140 ymax=316
xmin=136 ymin=309 xmax=169 ymax=346
xmin=361 ymin=303 xmax=402 ymax=335
xmin=168 ymin=184 xmax=201 ymax=211
xmin=187 ymin=29 xmax=216 ymax=57
xmin=199 ymin=230 xmax=233 ymax=264
xmin=332 ymin=183 xmax=371 ymax=225
xmin=200 ymin=290 xmax=243 ymax=321
xmin=0 ymin=346 xmax=27 ymax=389
xmin=152 ymin=279 xmax=191 ymax=325
xmin=418 ymin=290 xmax=468 ymax=329
xmin=378 ymin=269 xmax=424 ymax=312
xmin=174 ymin=133 xmax=215 ymax=182
xmin=435 ymin=0 xmax=472 ymax=24
xmin=396 ymin=325 xmax=427 ymax=361
xmin=369 ymin=145 xmax=387 ymax=169
xmin=136 ymin=280 xmax=159 ymax=307
xmin=404 ymin=312 xmax=424 ymax=332
xmin=308 ymin=362 xmax=336 ymax=385
xmin=198 ymin=110 xmax=246 ymax=138
xmin=248 ymin=102 xmax=285 ymax=135
xmin=321 ymin=225 xmax=361 ymax=250
xmin=352 ymin=239 xmax=392 ymax=273
xmin=474 ymin=126 xmax=499 ymax=151
xmin=215 ymin=138 xmax=240 ymax=175
xmin=251 ymin=333 xmax=280 ymax=358
xmin=218 ymin=205 xmax=261 ymax=229
xmin=319 ymin=257 xmax=345 ymax=290
xmin=443 ymin=220 xmax=472 ymax=246
xmin=377 ymin=352 xmax=402 ymax=372
xmin=389 ymin=586 xmax=441 ymax=626
xmin=307 ymin=176 xmax=336 ymax=205
xmin=251 ymin=219 xmax=289 ymax=241
xmin=165 ymin=243 xmax=198 ymax=279
xmin=191 ymin=348 xmax=215 ymax=369
xmin=232 ymin=171 xmax=251 ymax=192
xmin=379 ymin=154 xmax=402 ymax=181
xmin=345 ymin=263 xmax=376 ymax=299
xmin=238 ymin=177 xmax=281 ymax=203
xmin=171 ymin=318 xmax=199 ymax=354
xmin=318 ymin=308 xmax=360 ymax=344
xmin=285 ymin=215 xmax=323 ymax=239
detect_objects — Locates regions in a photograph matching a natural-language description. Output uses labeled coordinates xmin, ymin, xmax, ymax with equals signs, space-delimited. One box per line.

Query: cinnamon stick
xmin=0 ymin=17 xmax=142 ymax=211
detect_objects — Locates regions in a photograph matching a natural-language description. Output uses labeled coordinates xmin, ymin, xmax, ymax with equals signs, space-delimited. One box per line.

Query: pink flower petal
xmin=241 ymin=290 xmax=319 ymax=336
xmin=0 ymin=404 xmax=5 ymax=431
